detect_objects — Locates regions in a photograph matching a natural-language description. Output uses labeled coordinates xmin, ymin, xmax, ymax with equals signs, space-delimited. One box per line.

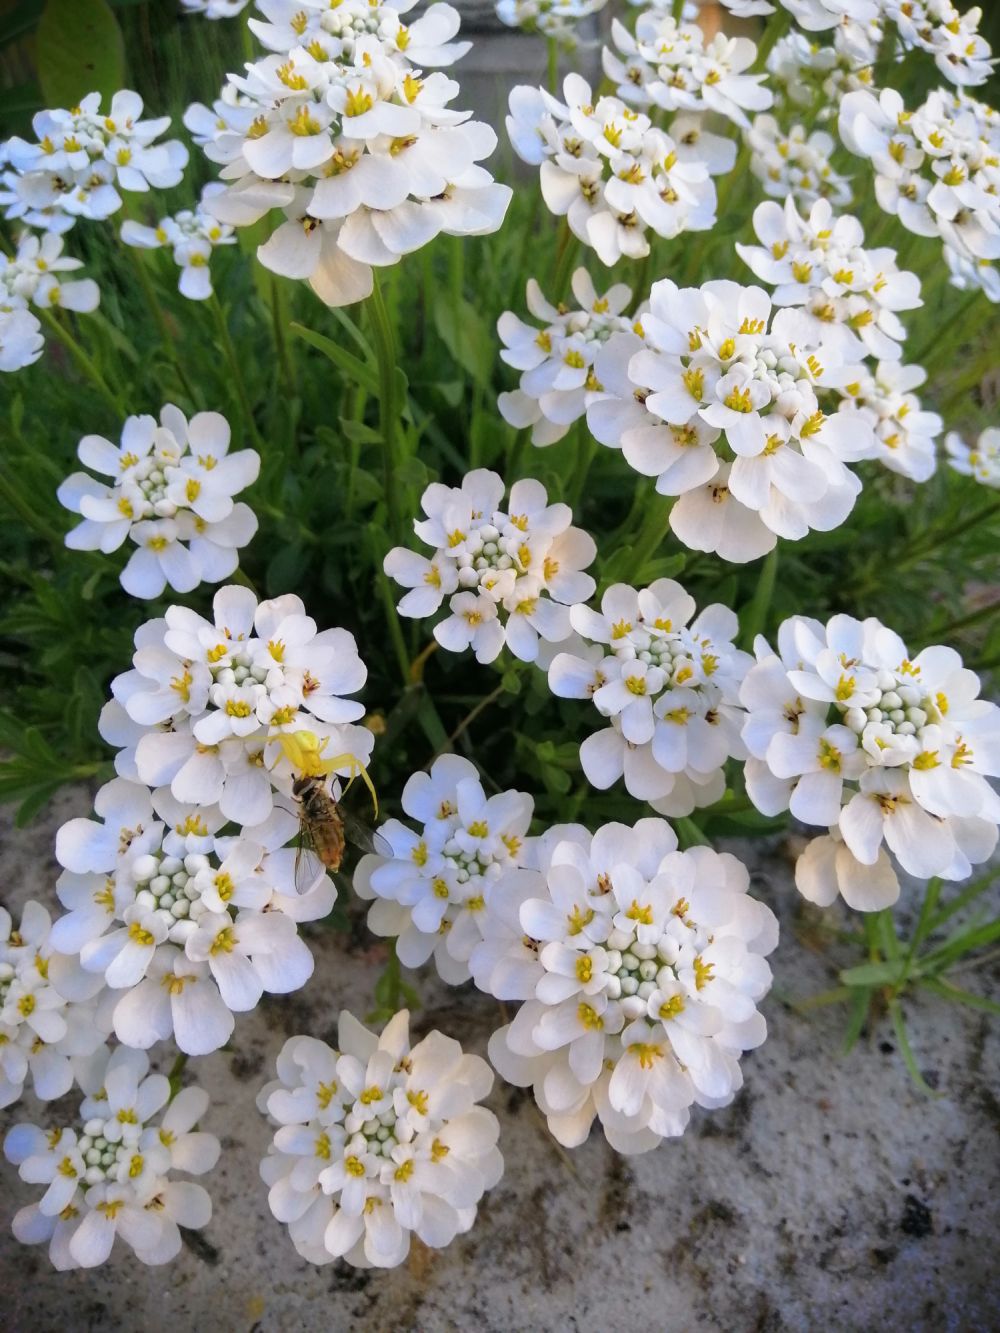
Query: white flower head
xmin=741 ymin=613 xmax=1000 ymax=907
xmin=259 ymin=1010 xmax=502 ymax=1267
xmin=4 ymin=1045 xmax=218 ymax=1270
xmin=945 ymin=426 xmax=1000 ymax=489
xmin=0 ymin=307 xmax=43 ymax=371
xmin=385 ymin=468 xmax=596 ymax=664
xmin=120 ymin=184 xmax=237 ymax=300
xmin=478 ymin=820 xmax=777 ymax=1153
xmin=355 ymin=754 xmax=533 ymax=983
xmin=58 ymin=404 xmax=260 ymax=598
xmin=549 ymin=579 xmax=752 ymax=816
xmin=101 ymin=585 xmax=373 ymax=827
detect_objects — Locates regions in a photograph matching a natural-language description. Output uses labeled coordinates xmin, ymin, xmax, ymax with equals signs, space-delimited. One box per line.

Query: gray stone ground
xmin=0 ymin=786 xmax=998 ymax=1333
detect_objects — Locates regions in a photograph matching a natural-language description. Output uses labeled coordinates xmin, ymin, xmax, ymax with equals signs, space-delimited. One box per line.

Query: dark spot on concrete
xmin=600 ymin=1152 xmax=634 ymax=1233
xmin=329 ymin=1259 xmax=372 ymax=1293
xmin=880 ymin=1041 xmax=895 ymax=1055
xmin=870 ymin=1246 xmax=897 ymax=1266
xmin=900 ymin=1194 xmax=933 ymax=1238
xmin=229 ymin=1049 xmax=264 ymax=1081
xmin=181 ymin=1227 xmax=221 ymax=1266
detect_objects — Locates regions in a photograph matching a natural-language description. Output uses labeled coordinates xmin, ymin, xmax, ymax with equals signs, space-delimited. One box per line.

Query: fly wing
xmin=340 ymin=808 xmax=392 ymax=859
xmin=294 ymin=818 xmax=327 ymax=893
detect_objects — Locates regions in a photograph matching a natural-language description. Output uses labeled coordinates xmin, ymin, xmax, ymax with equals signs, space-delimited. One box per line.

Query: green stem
xmin=269 ymin=275 xmax=296 ymax=402
xmin=368 ymin=273 xmax=403 ymax=544
xmin=902 ymin=495 xmax=1000 ymax=568
xmin=167 ymin=1052 xmax=188 ymax=1100
xmin=376 ymin=561 xmax=412 ymax=688
xmin=566 ymin=425 xmax=597 ymax=514
xmin=37 ymin=309 xmax=123 ymax=416
xmin=0 ymin=463 xmax=62 ymax=543
xmin=751 ymin=7 xmax=791 ymax=73
xmin=127 ymin=248 xmax=198 ymax=402
xmin=671 ymin=0 xmax=685 ymax=18
xmin=873 ymin=19 xmax=898 ymax=89
xmin=546 ymin=37 xmax=559 ymax=94
xmin=628 ymin=493 xmax=673 ymax=571
xmin=208 ymin=291 xmax=264 ymax=452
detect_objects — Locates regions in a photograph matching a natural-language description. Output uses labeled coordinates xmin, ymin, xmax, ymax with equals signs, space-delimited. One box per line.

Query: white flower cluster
xmin=837 ymin=361 xmax=942 ymax=482
xmin=2 ymin=91 xmax=187 ymax=233
xmin=839 ymin=86 xmax=1000 ymax=300
xmin=495 ymin=0 xmax=606 ymax=49
xmin=548 ymin=580 xmax=751 ymax=816
xmin=384 ymin=469 xmax=596 ymax=664
xmin=747 ymin=115 xmax=853 ymax=210
xmin=4 ymin=1046 xmax=218 ymax=1270
xmin=0 ymin=309 xmax=43 ymax=372
xmin=585 ymin=278 xmax=874 ymax=563
xmin=497 ymin=268 xmax=640 ymax=446
xmin=887 ymin=1 xmax=993 ymax=88
xmin=767 ymin=26 xmax=877 ymax=114
xmin=602 ymin=13 xmax=772 ymax=129
xmin=51 ymin=777 xmax=330 ymax=1055
xmin=58 ymin=405 xmax=260 ymax=599
xmin=946 ymin=426 xmax=1000 ymax=488
xmin=507 ymin=74 xmax=719 ymax=265
xmin=121 ymin=184 xmax=236 ymax=301
xmin=100 ymin=585 xmax=374 ymax=827
xmin=355 ymin=755 xmax=533 ymax=984
xmin=183 ymin=87 xmax=258 ymax=151
xmin=182 ymin=0 xmax=250 ymax=16
xmin=478 ymin=820 xmax=777 ymax=1153
xmin=737 ymin=197 xmax=923 ymax=363
xmin=259 ymin=1010 xmax=502 ymax=1268
xmin=1 ymin=901 xmax=108 ymax=1109
xmin=741 ymin=614 xmax=1000 ymax=910
xmin=0 ymin=230 xmax=100 ymax=318
xmin=200 ymin=0 xmax=510 ymax=307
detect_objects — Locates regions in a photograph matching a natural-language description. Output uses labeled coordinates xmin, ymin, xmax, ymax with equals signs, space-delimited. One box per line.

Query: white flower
xmin=121 ymin=184 xmax=236 ymax=300
xmin=4 ymin=91 xmax=187 ymax=231
xmin=507 ymin=74 xmax=720 ymax=266
xmin=548 ymin=579 xmax=751 ymax=816
xmin=385 ymin=469 xmax=596 ymax=664
xmin=52 ymin=778 xmax=334 ymax=1053
xmin=4 ymin=1046 xmax=217 ymax=1271
xmin=498 ymin=268 xmax=641 ymax=446
xmin=259 ymin=1010 xmax=502 ymax=1268
xmin=836 ymin=361 xmax=941 ymax=482
xmin=0 ymin=901 xmax=109 ymax=1109
xmin=182 ymin=0 xmax=250 ymax=15
xmin=0 ymin=230 xmax=100 ymax=320
xmin=590 ymin=277 xmax=873 ymax=560
xmin=198 ymin=6 xmax=509 ymax=306
xmin=355 ymin=754 xmax=533 ymax=984
xmin=495 ymin=0 xmax=607 ymax=48
xmin=741 ymin=614 xmax=1000 ymax=908
xmin=783 ymin=0 xmax=878 ymax=31
xmin=885 ymin=1 xmax=993 ymax=88
xmin=736 ymin=196 xmax=923 ymax=362
xmin=0 ymin=307 xmax=43 ymax=371
xmin=945 ymin=426 xmax=1000 ymax=489
xmin=104 ymin=586 xmax=372 ymax=827
xmin=748 ymin=114 xmax=852 ymax=210
xmin=58 ymin=404 xmax=259 ymax=597
xmin=479 ymin=820 xmax=777 ymax=1153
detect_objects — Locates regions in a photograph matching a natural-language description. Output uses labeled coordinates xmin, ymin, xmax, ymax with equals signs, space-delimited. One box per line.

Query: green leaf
xmin=36 ymin=0 xmax=125 ymax=108
xmin=839 ymin=960 xmax=900 ymax=988
xmin=290 ymin=322 xmax=379 ymax=395
xmin=432 ymin=295 xmax=493 ymax=389
xmin=920 ymin=977 xmax=1000 ymax=1016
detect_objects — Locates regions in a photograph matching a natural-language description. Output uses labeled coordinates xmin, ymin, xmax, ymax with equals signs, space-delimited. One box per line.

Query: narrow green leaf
xmin=920 ymin=977 xmax=1000 ymax=1016
xmin=839 ymin=960 xmax=899 ymax=988
xmin=36 ymin=0 xmax=125 ymax=108
xmin=290 ymin=322 xmax=379 ymax=395
xmin=841 ymin=985 xmax=872 ymax=1053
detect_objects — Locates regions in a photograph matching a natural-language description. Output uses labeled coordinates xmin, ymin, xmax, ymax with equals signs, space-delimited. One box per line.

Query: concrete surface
xmin=0 ymin=785 xmax=998 ymax=1333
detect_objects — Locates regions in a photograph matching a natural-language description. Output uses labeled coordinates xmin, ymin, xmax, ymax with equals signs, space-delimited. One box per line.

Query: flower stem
xmin=751 ymin=7 xmax=791 ymax=73
xmin=208 ymin=291 xmax=265 ymax=453
xmin=127 ymin=247 xmax=198 ymax=403
xmin=628 ymin=493 xmax=673 ymax=572
xmin=37 ymin=308 xmax=124 ymax=416
xmin=546 ymin=38 xmax=559 ymax=94
xmin=167 ymin=1052 xmax=188 ymax=1100
xmin=368 ymin=273 xmax=403 ymax=545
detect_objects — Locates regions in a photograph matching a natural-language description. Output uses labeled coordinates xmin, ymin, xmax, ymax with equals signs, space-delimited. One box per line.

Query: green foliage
xmin=36 ymin=0 xmax=125 ymax=108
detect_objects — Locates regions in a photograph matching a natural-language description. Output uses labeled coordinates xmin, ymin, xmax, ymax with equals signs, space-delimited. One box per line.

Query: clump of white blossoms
xmin=120 ymin=184 xmax=236 ymax=300
xmin=354 ymin=754 xmax=533 ymax=984
xmin=2 ymin=91 xmax=188 ymax=231
xmin=477 ymin=819 xmax=777 ymax=1154
xmin=586 ymin=278 xmax=875 ymax=562
xmin=740 ymin=614 xmax=1000 ymax=911
xmin=258 ymin=1010 xmax=502 ymax=1268
xmin=506 ymin=74 xmax=720 ymax=266
xmin=100 ymin=585 xmax=374 ymax=827
xmin=747 ymin=114 xmax=853 ymax=210
xmin=548 ymin=579 xmax=751 ymax=816
xmin=0 ymin=230 xmax=100 ymax=321
xmin=1 ymin=900 xmax=109 ymax=1109
xmin=839 ymin=86 xmax=1000 ymax=300
xmin=766 ymin=24 xmax=877 ymax=116
xmin=51 ymin=777 xmax=331 ymax=1055
xmin=199 ymin=0 xmax=510 ymax=307
xmin=384 ymin=468 xmax=596 ymax=663
xmin=885 ymin=1 xmax=993 ymax=88
xmin=4 ymin=1045 xmax=219 ymax=1271
xmin=497 ymin=268 xmax=640 ymax=446
xmin=57 ymin=404 xmax=260 ymax=599
xmin=736 ymin=197 xmax=922 ymax=363
xmin=602 ymin=12 xmax=773 ymax=129
xmin=0 ymin=307 xmax=43 ymax=372
xmin=946 ymin=426 xmax=1000 ymax=489
xmin=836 ymin=361 xmax=942 ymax=482
xmin=496 ymin=0 xmax=606 ymax=49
